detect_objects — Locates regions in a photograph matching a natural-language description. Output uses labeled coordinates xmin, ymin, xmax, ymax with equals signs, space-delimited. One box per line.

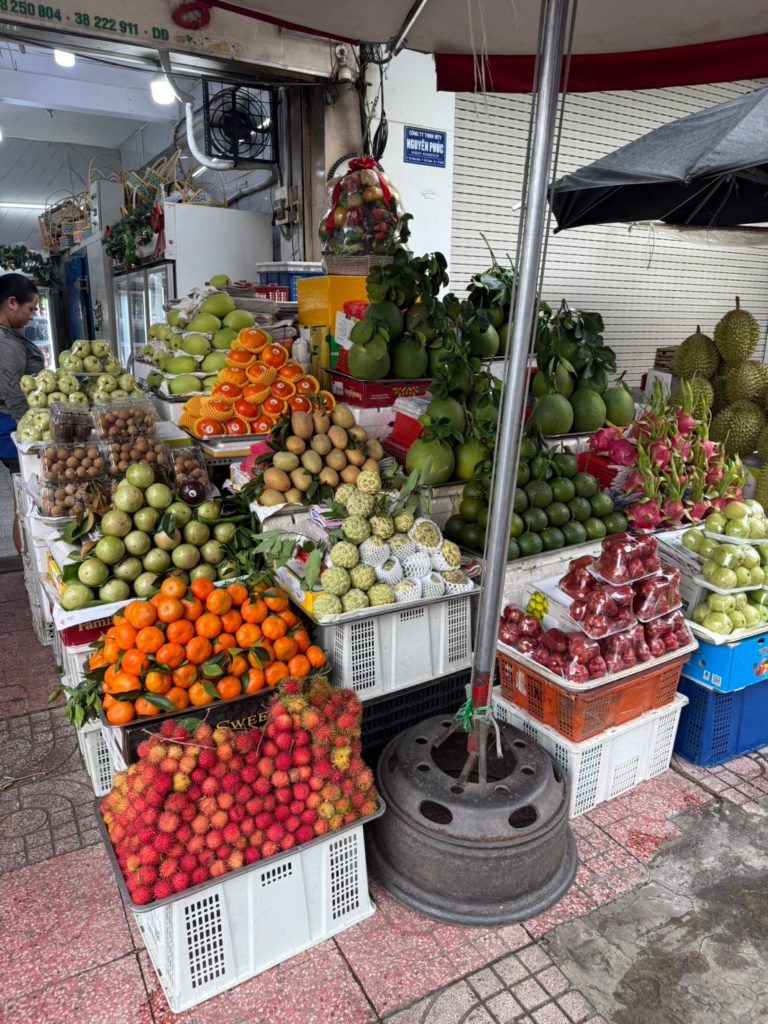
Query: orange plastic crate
xmin=496 ymin=646 xmax=686 ymax=741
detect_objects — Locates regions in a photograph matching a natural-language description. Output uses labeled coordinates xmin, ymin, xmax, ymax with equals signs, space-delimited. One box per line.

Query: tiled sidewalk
xmin=0 ymin=568 xmax=765 ymax=1024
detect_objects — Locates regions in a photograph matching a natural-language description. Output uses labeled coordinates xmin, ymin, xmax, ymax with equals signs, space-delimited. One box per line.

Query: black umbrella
xmin=551 ymin=85 xmax=768 ymax=230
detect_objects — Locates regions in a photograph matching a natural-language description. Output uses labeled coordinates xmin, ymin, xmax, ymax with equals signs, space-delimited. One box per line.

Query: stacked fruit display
xmin=447 ymin=434 xmax=627 ymax=559
xmin=530 ymin=303 xmax=634 ymax=435
xmin=87 ymin=576 xmax=327 ymax=725
xmin=250 ymin=404 xmax=384 ymax=507
xmin=318 ymin=155 xmax=408 ymax=257
xmin=499 ymin=534 xmax=692 ymax=682
xmin=58 ymin=465 xmax=244 ymax=611
xmin=100 ymin=677 xmax=378 ymax=904
xmin=177 ymin=336 xmax=328 ymax=440
xmin=311 ymin=470 xmax=473 ymax=619
xmin=144 ymin=288 xmax=258 ymax=396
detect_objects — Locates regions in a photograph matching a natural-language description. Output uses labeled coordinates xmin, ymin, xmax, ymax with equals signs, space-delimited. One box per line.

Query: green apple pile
xmin=691 ymin=592 xmax=765 ymax=635
xmin=59 ymin=462 xmax=238 ymax=611
xmin=698 ymin=542 xmax=766 ymax=591
xmin=703 ymin=499 xmax=768 ymax=540
xmin=142 ymin=280 xmax=258 ymax=398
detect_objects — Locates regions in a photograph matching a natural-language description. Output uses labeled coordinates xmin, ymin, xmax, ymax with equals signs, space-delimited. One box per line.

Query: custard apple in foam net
xmin=374 ymin=557 xmax=403 ymax=586
xmin=395 ymin=578 xmax=422 ymax=603
xmin=359 ymin=536 xmax=390 ymax=567
xmin=334 ymin=483 xmax=356 ymax=508
xmin=356 ymin=470 xmax=382 ymax=494
xmin=421 ymin=572 xmax=446 ymax=598
xmin=330 ymin=541 xmax=360 ymax=569
xmin=368 ymin=582 xmax=396 ymax=607
xmin=402 ymin=550 xmax=432 ymax=579
xmin=389 ymin=533 xmax=417 ymax=559
xmin=320 ymin=566 xmax=351 ymax=597
xmin=393 ymin=510 xmax=415 ymax=533
xmin=313 ymin=593 xmax=343 ymax=619
xmin=342 ymin=515 xmax=371 ymax=544
xmin=432 ymin=539 xmax=462 ymax=570
xmin=349 ymin=563 xmax=377 ymax=591
xmin=345 ymin=490 xmax=375 ymax=517
xmin=409 ymin=518 xmax=443 ymax=550
xmin=342 ymin=588 xmax=370 ymax=612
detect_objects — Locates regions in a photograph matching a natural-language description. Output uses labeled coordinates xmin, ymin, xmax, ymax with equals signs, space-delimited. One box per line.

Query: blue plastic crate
xmin=257 ymin=265 xmax=325 ymax=301
xmin=674 ymin=675 xmax=768 ymax=766
xmin=683 ymin=632 xmax=768 ymax=690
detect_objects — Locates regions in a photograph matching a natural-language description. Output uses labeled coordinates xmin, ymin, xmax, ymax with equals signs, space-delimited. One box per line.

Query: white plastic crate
xmin=77 ymin=720 xmax=115 ymax=796
xmin=101 ymin=721 xmax=128 ymax=773
xmin=59 ymin=642 xmax=90 ymax=687
xmin=120 ymin=819 xmax=377 ymax=1012
xmin=492 ymin=690 xmax=689 ymax=818
xmin=26 ymin=571 xmax=55 ymax=647
xmin=315 ymin=594 xmax=474 ymax=701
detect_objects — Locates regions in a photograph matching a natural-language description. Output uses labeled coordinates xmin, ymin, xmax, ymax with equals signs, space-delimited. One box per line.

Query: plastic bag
xmin=633 ymin=569 xmax=682 ymax=621
xmin=318 ymin=157 xmax=409 ymax=256
xmin=594 ymin=532 xmax=661 ymax=585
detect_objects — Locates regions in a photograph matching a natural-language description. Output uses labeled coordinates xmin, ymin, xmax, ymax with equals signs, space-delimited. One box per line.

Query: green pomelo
xmin=391 ymin=338 xmax=428 ymax=379
xmin=570 ymin=389 xmax=607 ymax=432
xmin=469 ymin=323 xmax=499 ymax=358
xmin=348 ymin=345 xmax=390 ymax=381
xmin=165 ymin=355 xmax=199 ymax=375
xmin=209 ymin=274 xmax=232 ymax=289
xmin=365 ymin=301 xmax=404 ymax=340
xmin=531 ymin=394 xmax=574 ymax=435
xmin=427 ymin=396 xmax=466 ymax=435
xmin=603 ymin=384 xmax=635 ymax=427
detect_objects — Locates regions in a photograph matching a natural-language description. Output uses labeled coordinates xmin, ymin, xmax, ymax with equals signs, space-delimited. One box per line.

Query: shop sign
xmin=403 ymin=126 xmax=447 ymax=168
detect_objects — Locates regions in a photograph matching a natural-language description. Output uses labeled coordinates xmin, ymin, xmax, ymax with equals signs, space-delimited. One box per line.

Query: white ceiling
xmin=0 ymin=103 xmax=147 ymax=148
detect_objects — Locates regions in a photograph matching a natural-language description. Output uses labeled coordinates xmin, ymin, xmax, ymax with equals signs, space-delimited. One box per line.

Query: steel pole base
xmin=367 ymin=715 xmax=578 ymax=926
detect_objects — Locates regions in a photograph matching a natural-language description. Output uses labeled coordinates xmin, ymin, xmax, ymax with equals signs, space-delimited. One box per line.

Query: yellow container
xmin=297 ymin=275 xmax=368 ymax=327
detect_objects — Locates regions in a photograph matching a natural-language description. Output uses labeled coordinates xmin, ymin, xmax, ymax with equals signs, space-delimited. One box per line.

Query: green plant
xmin=103 ymin=204 xmax=155 ymax=267
xmin=0 ymin=245 xmax=59 ymax=289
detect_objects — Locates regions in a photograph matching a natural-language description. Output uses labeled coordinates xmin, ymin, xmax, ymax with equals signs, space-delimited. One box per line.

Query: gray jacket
xmin=0 ymin=324 xmax=44 ymax=421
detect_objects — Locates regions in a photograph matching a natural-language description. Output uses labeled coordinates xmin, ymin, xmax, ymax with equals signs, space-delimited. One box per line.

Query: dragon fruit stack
xmin=589 ymin=379 xmax=744 ymax=530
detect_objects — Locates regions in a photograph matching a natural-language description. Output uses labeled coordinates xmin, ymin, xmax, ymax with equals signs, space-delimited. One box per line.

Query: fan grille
xmin=202 ymin=82 xmax=278 ymax=166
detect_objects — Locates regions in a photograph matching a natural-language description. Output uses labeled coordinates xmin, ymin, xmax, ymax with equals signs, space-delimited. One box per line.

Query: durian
xmin=754 ymin=468 xmax=768 ymax=513
xmin=671 ymin=327 xmax=719 ymax=379
xmin=724 ymin=360 xmax=768 ymax=405
xmin=671 ymin=378 xmax=713 ymax=416
xmin=757 ymin=425 xmax=768 ymax=465
xmin=712 ymin=401 xmax=764 ymax=457
xmin=711 ymin=375 xmax=729 ymax=415
xmin=714 ymin=297 xmax=760 ymax=367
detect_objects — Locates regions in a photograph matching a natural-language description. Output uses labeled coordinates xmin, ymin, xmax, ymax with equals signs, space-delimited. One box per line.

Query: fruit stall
xmin=9 ymin=147 xmax=768 ymax=1010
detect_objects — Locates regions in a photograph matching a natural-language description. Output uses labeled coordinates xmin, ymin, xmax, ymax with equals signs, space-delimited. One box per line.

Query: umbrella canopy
xmin=551 ymin=86 xmax=768 ymax=229
xmin=217 ymin=0 xmax=768 ymax=91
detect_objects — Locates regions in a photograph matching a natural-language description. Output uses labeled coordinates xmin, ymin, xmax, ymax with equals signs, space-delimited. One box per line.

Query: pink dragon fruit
xmin=610 ymin=439 xmax=638 ymax=467
xmin=684 ymin=499 xmax=711 ymax=523
xmin=649 ymin=442 xmax=671 ymax=471
xmin=628 ymin=499 xmax=664 ymax=531
xmin=676 ymin=411 xmax=698 ymax=434
xmin=590 ymin=426 xmax=624 ymax=453
xmin=661 ymin=498 xmax=685 ymax=527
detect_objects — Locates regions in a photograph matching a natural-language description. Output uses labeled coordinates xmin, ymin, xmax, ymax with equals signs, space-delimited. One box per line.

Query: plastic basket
xmin=313 ymin=594 xmax=475 ymax=701
xmin=493 ymin=690 xmax=688 ymax=817
xmin=496 ymin=645 xmax=687 ymax=742
xmin=77 ymin=720 xmax=115 ymax=797
xmin=675 ymin=674 xmax=768 ymax=766
xmin=59 ymin=642 xmax=90 ymax=687
xmin=253 ymin=262 xmax=324 ymax=301
xmin=27 ymin=574 xmax=55 ymax=647
xmin=576 ymin=452 xmax=619 ymax=490
xmin=361 ymin=669 xmax=471 ymax=762
xmin=99 ymin=805 xmax=380 ymax=1012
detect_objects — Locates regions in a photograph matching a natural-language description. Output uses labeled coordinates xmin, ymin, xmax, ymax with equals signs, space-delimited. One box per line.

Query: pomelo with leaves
xmin=405 ymin=417 xmax=461 ymax=485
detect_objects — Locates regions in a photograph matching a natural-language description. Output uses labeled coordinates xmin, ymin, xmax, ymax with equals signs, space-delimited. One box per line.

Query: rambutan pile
xmin=100 ymin=678 xmax=378 ymax=905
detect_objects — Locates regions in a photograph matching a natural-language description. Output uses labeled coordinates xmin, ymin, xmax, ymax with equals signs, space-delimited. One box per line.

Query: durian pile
xmin=313 ymin=470 xmax=474 ymax=619
xmin=672 ymin=298 xmax=765 ymax=458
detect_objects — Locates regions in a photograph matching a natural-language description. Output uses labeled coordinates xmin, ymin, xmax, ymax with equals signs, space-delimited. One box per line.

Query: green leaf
xmin=201 ymin=661 xmax=223 ymax=679
xmin=202 ymin=679 xmax=220 ymax=700
xmin=178 ymin=717 xmax=203 ymax=732
xmin=144 ymin=694 xmax=178 ymax=712
xmin=303 ymin=548 xmax=323 ymax=590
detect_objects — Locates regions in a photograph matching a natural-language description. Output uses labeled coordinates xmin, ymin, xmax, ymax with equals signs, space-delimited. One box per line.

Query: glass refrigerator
xmin=22 ymin=287 xmax=58 ymax=368
xmin=114 ymin=263 xmax=175 ymax=368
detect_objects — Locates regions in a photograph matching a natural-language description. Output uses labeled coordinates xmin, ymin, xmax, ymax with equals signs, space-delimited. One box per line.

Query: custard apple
xmin=342 ymin=588 xmax=370 ymax=612
xmin=370 ymin=514 xmax=395 ymax=540
xmin=374 ymin=557 xmax=403 ymax=585
xmin=394 ymin=578 xmax=421 ymax=603
xmin=359 ymin=536 xmax=390 ymax=566
xmin=330 ymin=540 xmax=360 ymax=569
xmin=393 ymin=510 xmax=415 ymax=533
xmin=346 ymin=490 xmax=375 ymax=517
xmin=409 ymin=519 xmax=442 ymax=549
xmin=320 ymin=566 xmax=351 ymax=597
xmin=313 ymin=593 xmax=343 ymax=618
xmin=421 ymin=572 xmax=446 ymax=598
xmin=368 ymin=582 xmax=396 ymax=607
xmin=442 ymin=569 xmax=473 ymax=591
xmin=389 ymin=533 xmax=417 ymax=559
xmin=349 ymin=563 xmax=377 ymax=590
xmin=342 ymin=515 xmax=371 ymax=544
xmin=438 ymin=540 xmax=461 ymax=568
xmin=402 ymin=550 xmax=432 ymax=579
xmin=334 ymin=483 xmax=356 ymax=508
xmin=356 ymin=470 xmax=382 ymax=494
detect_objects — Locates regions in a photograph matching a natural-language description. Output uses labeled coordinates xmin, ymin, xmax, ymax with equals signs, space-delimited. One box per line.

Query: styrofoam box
xmin=492 ymin=690 xmax=689 ymax=818
xmin=77 ymin=720 xmax=115 ymax=797
xmin=131 ymin=821 xmax=376 ymax=1012
xmin=314 ymin=594 xmax=474 ymax=701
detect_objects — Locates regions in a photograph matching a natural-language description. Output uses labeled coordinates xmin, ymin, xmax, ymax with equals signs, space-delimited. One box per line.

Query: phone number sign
xmin=403 ymin=126 xmax=447 ymax=168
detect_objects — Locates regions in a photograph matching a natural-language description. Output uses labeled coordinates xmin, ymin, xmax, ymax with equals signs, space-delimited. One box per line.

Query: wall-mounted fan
xmin=202 ymin=82 xmax=279 ymax=167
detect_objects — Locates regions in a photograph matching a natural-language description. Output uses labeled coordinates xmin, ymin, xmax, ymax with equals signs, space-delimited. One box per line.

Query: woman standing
xmin=0 ymin=273 xmax=43 ymax=470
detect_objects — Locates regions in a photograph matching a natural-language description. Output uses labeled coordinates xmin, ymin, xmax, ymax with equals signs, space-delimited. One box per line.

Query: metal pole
xmin=470 ymin=0 xmax=570 ymax=719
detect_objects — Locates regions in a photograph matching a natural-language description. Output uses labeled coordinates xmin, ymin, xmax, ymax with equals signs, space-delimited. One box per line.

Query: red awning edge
xmin=435 ymin=33 xmax=768 ymax=93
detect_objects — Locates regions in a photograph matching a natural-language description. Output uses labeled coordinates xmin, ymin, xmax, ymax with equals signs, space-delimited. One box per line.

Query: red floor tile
xmin=0 ymin=844 xmax=134 ymax=1000
xmin=0 ymin=953 xmax=151 ymax=1024
xmin=141 ymin=940 xmax=376 ymax=1024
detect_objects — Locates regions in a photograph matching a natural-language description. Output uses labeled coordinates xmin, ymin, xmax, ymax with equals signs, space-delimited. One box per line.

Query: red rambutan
xmin=153 ymin=880 xmax=173 ymax=900
xmin=188 ymin=834 xmax=205 ymax=855
xmin=240 ymin=765 xmax=258 ymax=785
xmin=280 ymin=834 xmax=295 ymax=851
xmin=285 ymin=815 xmax=300 ymax=833
xmin=275 ymin=786 xmax=293 ymax=806
xmin=273 ymin=713 xmax=293 ymax=733
xmin=227 ymin=850 xmax=244 ymax=871
xmin=271 ymin=771 xmax=290 ymax=791
xmin=222 ymin=822 xmax=240 ymax=844
xmin=313 ymin=759 xmax=332 ymax=780
xmin=266 ymin=823 xmax=284 ymax=843
xmin=191 ymin=867 xmax=208 ymax=886
xmin=191 ymin=767 xmax=207 ymax=785
xmin=132 ymin=886 xmax=153 ymax=905
xmin=158 ymin=858 xmax=179 ymax=880
xmin=293 ymin=728 xmax=311 ymax=747
xmin=240 ymin=818 xmax=255 ymax=837
xmin=244 ymin=847 xmax=261 ymax=864
xmin=217 ymin=741 xmax=234 ymax=763
xmin=257 ymin=757 xmax=274 ymax=778
xmin=300 ymin=709 xmax=321 ymax=731
xmin=220 ymin=772 xmax=240 ymax=794
xmin=160 ymin=720 xmax=176 ymax=738
xmin=274 ymin=752 xmax=293 ymax=772
xmin=176 ymin=824 xmax=193 ymax=845
xmin=201 ymin=777 xmax=220 ymax=797
xmin=198 ymin=796 xmax=218 ymax=818
xmin=262 ymin=795 xmax=276 ymax=812
xmin=197 ymin=749 xmax=217 ymax=771
xmin=274 ymin=732 xmax=293 ymax=752
xmin=229 ymin=804 xmax=246 ymax=824
xmin=210 ymin=809 xmax=228 ymax=831
xmin=198 ymin=849 xmax=214 ymax=868
xmin=292 ymin=748 xmax=311 ymax=767
xmin=245 ymin=798 xmax=263 ymax=817
xmin=216 ymin=845 xmax=231 ymax=861
xmin=158 ymin=811 xmax=180 ymax=834
xmin=216 ymin=792 xmax=234 ymax=811
xmin=253 ymin=777 xmax=271 ymax=797
xmin=180 ymin=853 xmax=197 ymax=875
xmin=262 ymin=740 xmax=278 ymax=758
xmin=300 ymin=809 xmax=317 ymax=826
xmin=292 ymin=782 xmax=310 ymax=801
xmin=205 ymin=829 xmax=223 ymax=850
xmin=254 ymin=811 xmax=273 ymax=830
xmin=261 ymin=840 xmax=279 ymax=858
xmin=209 ymin=860 xmax=227 ymax=878
xmin=289 ymin=799 xmax=305 ymax=816
xmin=139 ymin=844 xmax=161 ymax=866
xmin=296 ymin=824 xmax=315 ymax=844
xmin=171 ymin=872 xmax=191 ymax=893
xmin=153 ymin=832 xmax=174 ymax=855
xmin=274 ymin=805 xmax=290 ymax=823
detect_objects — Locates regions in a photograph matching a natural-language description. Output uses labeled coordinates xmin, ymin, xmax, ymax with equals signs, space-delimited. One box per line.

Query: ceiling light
xmin=54 ymin=49 xmax=75 ymax=68
xmin=0 ymin=127 xmax=3 ymax=143
xmin=0 ymin=202 xmax=47 ymax=211
xmin=150 ymin=75 xmax=176 ymax=106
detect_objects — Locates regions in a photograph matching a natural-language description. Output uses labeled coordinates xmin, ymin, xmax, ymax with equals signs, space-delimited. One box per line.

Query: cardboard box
xmin=297 ymin=275 xmax=368 ymax=328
